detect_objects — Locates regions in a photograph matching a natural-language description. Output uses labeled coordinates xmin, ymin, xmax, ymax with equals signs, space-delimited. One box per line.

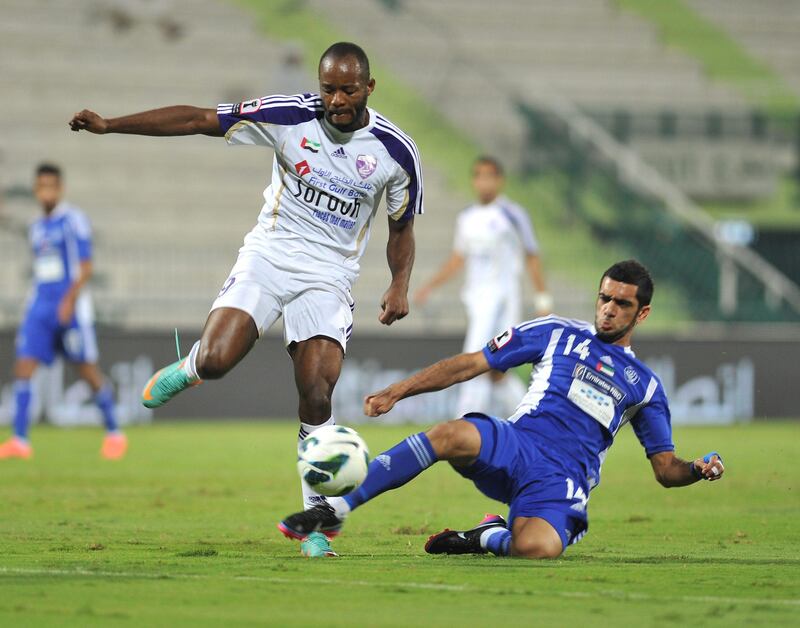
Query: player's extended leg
xmin=0 ymin=358 xmax=38 ymax=459
xmin=141 ymin=307 xmax=258 ymax=408
xmin=278 ymin=419 xmax=481 ymax=538
xmin=289 ymin=336 xmax=344 ymax=511
xmin=425 ymin=513 xmax=562 ymax=559
xmin=76 ymin=362 xmax=128 ymax=460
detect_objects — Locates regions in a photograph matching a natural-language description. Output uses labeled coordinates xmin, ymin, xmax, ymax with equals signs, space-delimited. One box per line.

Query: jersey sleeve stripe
xmin=217 ymin=94 xmax=323 ymax=133
xmin=617 ymin=376 xmax=659 ymax=432
xmin=499 ymin=203 xmax=539 ymax=254
xmin=259 ymin=94 xmax=323 ymax=109
xmin=518 ymin=315 xmax=592 ymax=332
xmin=371 ymin=119 xmax=423 ymax=219
xmin=374 ymin=114 xmax=421 ymax=163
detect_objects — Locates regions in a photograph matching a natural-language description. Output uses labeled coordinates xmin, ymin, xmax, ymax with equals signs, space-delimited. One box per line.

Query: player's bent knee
xmin=426 ymin=420 xmax=479 ymax=460
xmin=298 ymin=388 xmax=332 ymax=423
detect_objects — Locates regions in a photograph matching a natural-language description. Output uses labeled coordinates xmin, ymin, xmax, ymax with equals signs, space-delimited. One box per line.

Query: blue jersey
xmin=482 ymin=316 xmax=674 ymax=489
xmin=28 ymin=202 xmax=92 ymax=304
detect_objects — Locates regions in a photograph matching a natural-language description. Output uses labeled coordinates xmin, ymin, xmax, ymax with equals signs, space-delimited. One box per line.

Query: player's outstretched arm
xmin=414 ymin=252 xmax=465 ymax=306
xmin=364 ymin=351 xmax=490 ymax=416
xmin=649 ymin=451 xmax=725 ymax=488
xmin=379 ymin=217 xmax=415 ymax=325
xmin=69 ymin=106 xmax=223 ymax=137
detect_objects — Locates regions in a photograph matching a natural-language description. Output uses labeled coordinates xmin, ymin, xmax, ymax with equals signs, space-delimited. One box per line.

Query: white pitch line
xmin=0 ymin=567 xmax=464 ymax=592
xmin=1 ymin=567 xmax=799 ymax=607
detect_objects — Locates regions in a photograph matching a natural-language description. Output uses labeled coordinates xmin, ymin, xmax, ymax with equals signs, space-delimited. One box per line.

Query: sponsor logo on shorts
xmin=295 ymin=160 xmax=311 ymax=177
xmin=356 ymin=154 xmax=377 ymax=179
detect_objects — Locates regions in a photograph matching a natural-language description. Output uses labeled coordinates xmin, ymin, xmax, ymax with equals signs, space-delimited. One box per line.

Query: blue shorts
xmin=455 ymin=414 xmax=590 ymax=552
xmin=16 ymin=301 xmax=98 ymax=365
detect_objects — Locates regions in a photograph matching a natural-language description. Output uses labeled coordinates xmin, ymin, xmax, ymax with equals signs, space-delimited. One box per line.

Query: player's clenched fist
xmin=69 ymin=110 xmax=108 ymax=134
xmin=364 ymin=388 xmax=398 ymax=417
xmin=693 ymin=453 xmax=725 ymax=481
xmin=379 ymin=286 xmax=409 ymax=325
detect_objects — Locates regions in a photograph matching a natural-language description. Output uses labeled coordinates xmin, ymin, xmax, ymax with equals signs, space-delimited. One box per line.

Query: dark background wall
xmin=0 ymin=329 xmax=795 ymax=424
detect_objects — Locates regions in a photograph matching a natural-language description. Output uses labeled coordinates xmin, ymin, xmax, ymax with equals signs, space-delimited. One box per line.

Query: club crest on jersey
xmin=301 ymin=137 xmax=321 ymax=153
xmin=624 ymin=366 xmax=640 ymax=385
xmin=356 ymin=154 xmax=378 ymax=179
xmin=239 ymin=99 xmax=261 ymax=114
xmin=331 ymin=147 xmax=347 ymax=159
xmin=488 ymin=328 xmax=513 ymax=353
xmin=294 ymin=160 xmax=311 ymax=177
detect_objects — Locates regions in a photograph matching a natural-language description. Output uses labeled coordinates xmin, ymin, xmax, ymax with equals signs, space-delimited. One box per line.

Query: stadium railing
xmin=518 ymin=101 xmax=800 ymax=322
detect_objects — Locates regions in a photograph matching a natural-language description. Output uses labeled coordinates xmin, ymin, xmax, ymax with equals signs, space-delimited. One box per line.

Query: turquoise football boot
xmin=300 ymin=532 xmax=338 ymax=558
xmin=141 ymin=358 xmax=199 ymax=408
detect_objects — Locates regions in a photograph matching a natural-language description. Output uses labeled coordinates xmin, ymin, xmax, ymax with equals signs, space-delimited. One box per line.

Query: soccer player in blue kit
xmin=0 ymin=164 xmax=127 ymax=460
xmin=279 ymin=260 xmax=725 ymax=558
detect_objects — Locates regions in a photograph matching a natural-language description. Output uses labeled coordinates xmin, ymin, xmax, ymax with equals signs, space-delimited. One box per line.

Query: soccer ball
xmin=297 ymin=426 xmax=370 ymax=497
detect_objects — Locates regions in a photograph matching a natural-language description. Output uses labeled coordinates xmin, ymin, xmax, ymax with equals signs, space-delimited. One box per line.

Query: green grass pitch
xmin=0 ymin=421 xmax=797 ymax=626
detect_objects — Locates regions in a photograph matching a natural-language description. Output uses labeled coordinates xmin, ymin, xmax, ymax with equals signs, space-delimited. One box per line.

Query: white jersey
xmin=216 ymin=94 xmax=423 ymax=288
xmin=453 ymin=195 xmax=538 ymax=299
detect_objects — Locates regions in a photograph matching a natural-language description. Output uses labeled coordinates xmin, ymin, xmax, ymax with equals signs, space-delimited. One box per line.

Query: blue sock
xmin=481 ymin=527 xmax=512 ymax=557
xmin=344 ymin=432 xmax=437 ymax=511
xmin=13 ymin=379 xmax=32 ymax=441
xmin=95 ymin=383 xmax=119 ymax=433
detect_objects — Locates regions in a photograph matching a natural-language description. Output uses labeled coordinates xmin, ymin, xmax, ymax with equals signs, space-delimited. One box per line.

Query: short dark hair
xmin=35 ymin=162 xmax=62 ymax=179
xmin=473 ymin=155 xmax=504 ymax=177
xmin=601 ymin=259 xmax=654 ymax=307
xmin=319 ymin=42 xmax=370 ymax=80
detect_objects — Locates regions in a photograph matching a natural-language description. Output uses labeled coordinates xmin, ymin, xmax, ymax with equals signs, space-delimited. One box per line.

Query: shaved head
xmin=319 ymin=41 xmax=370 ymax=82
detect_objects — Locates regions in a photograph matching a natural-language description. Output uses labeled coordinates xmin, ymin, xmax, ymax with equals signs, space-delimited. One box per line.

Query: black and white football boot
xmin=424 ymin=514 xmax=507 ymax=555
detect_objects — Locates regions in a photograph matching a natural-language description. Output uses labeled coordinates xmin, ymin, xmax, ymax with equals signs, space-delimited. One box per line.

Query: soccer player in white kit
xmin=69 ymin=43 xmax=422 ymax=547
xmin=415 ymin=157 xmax=549 ymax=417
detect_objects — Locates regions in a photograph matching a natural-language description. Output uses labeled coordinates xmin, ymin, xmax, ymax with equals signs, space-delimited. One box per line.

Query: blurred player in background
xmin=415 ymin=156 xmax=551 ymax=417
xmin=280 ymin=260 xmax=725 ymax=559
xmin=0 ymin=164 xmax=127 ymax=460
xmin=69 ymin=42 xmax=421 ymax=543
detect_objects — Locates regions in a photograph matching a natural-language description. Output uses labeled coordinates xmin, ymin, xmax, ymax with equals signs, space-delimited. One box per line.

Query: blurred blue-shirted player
xmin=279 ymin=260 xmax=725 ymax=558
xmin=0 ymin=164 xmax=127 ymax=460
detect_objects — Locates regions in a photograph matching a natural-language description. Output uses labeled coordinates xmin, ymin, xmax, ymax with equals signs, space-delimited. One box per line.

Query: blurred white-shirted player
xmin=416 ymin=156 xmax=551 ymax=417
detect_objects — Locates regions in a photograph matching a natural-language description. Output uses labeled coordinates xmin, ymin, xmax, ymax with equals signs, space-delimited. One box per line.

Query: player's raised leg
xmin=289 ymin=336 xmax=344 ymax=514
xmin=141 ymin=307 xmax=258 ymax=408
xmin=0 ymin=357 xmax=38 ymax=459
xmin=278 ymin=419 xmax=480 ymax=539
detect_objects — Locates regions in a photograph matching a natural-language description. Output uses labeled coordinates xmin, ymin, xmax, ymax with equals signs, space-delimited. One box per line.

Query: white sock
xmin=298 ymin=416 xmax=336 ymax=509
xmin=327 ymin=496 xmax=351 ymax=520
xmin=181 ymin=341 xmax=201 ymax=381
xmin=479 ymin=526 xmax=506 ymax=550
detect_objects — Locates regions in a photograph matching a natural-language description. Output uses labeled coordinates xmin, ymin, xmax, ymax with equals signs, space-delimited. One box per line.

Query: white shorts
xmin=462 ymin=289 xmax=521 ymax=353
xmin=210 ymin=251 xmax=355 ymax=351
